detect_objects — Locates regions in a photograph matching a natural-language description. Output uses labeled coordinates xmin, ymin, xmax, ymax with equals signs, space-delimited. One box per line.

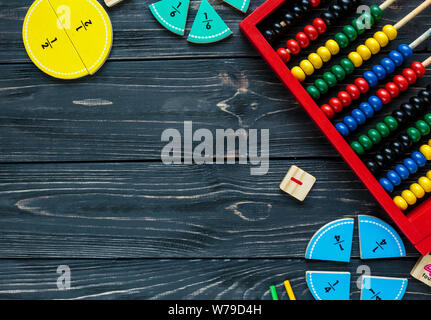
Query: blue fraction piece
xmin=306 ymin=271 xmax=351 ymax=300
xmin=360 ymin=276 xmax=408 ymax=300
xmin=305 ymin=218 xmax=354 ymax=262
xmin=358 ymin=215 xmax=406 ymax=259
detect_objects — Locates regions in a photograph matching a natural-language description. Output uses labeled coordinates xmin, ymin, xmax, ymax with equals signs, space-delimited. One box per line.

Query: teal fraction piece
xmin=361 ymin=276 xmax=408 ymax=300
xmin=222 ymin=0 xmax=250 ymax=13
xmin=305 ymin=218 xmax=354 ymax=262
xmin=187 ymin=0 xmax=232 ymax=44
xmin=358 ymin=215 xmax=406 ymax=260
xmin=306 ymin=271 xmax=351 ymax=300
xmin=149 ymin=0 xmax=190 ymax=36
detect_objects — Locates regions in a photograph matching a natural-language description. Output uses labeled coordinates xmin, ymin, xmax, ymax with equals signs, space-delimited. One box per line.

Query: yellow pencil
xmin=284 ymin=280 xmax=296 ymax=300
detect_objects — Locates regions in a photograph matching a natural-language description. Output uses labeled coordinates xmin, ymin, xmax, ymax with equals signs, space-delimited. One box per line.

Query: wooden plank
xmin=0 ymin=159 xmax=421 ymax=258
xmin=0 ymin=258 xmax=428 ymax=299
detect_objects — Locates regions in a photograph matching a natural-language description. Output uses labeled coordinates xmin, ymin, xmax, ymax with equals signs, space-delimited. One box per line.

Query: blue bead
xmin=336 ymin=122 xmax=350 ymax=136
xmin=372 ymin=65 xmax=386 ymax=80
xmin=351 ymin=109 xmax=366 ymax=125
xmin=359 ymin=102 xmax=375 ymax=118
xmin=387 ymin=170 xmax=402 ymax=186
xmin=411 ymin=151 xmax=427 ymax=167
xmin=344 ymin=116 xmax=358 ymax=131
xmin=380 ymin=57 xmax=396 ymax=74
xmin=395 ymin=164 xmax=409 ymax=180
xmin=368 ymin=95 xmax=383 ymax=111
xmin=363 ymin=71 xmax=379 ymax=87
xmin=397 ymin=44 xmax=413 ymax=59
xmin=379 ymin=177 xmax=394 ymax=193
xmin=389 ymin=50 xmax=404 ymax=67
xmin=403 ymin=158 xmax=418 ymax=174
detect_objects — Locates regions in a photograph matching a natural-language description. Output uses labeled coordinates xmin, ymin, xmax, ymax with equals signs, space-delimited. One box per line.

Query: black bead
xmin=398 ymin=133 xmax=413 ymax=150
xmin=321 ymin=11 xmax=337 ymax=25
xmin=263 ymin=29 xmax=275 ymax=41
xmin=300 ymin=0 xmax=312 ymax=13
xmin=337 ymin=0 xmax=352 ymax=11
xmin=418 ymin=90 xmax=431 ymax=104
xmin=391 ymin=140 xmax=405 ymax=154
xmin=366 ymin=160 xmax=381 ymax=175
xmin=329 ymin=4 xmax=345 ymax=19
xmin=409 ymin=96 xmax=425 ymax=112
xmin=292 ymin=5 xmax=304 ymax=19
xmin=283 ymin=11 xmax=295 ymax=23
xmin=375 ymin=153 xmax=388 ymax=167
xmin=272 ymin=22 xmax=283 ymax=36
xmin=400 ymin=103 xmax=417 ymax=120
xmin=426 ymin=84 xmax=431 ymax=92
xmin=392 ymin=109 xmax=407 ymax=126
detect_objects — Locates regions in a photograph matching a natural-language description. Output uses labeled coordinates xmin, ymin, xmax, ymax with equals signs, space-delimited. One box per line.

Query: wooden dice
xmin=411 ymin=254 xmax=431 ymax=287
xmin=280 ymin=165 xmax=316 ymax=201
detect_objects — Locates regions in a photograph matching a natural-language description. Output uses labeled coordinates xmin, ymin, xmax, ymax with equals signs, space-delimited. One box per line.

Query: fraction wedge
xmin=149 ymin=0 xmax=190 ymax=36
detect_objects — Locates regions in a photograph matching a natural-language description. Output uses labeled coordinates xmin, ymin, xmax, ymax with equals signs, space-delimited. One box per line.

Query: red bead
xmin=411 ymin=61 xmax=426 ymax=78
xmin=376 ymin=89 xmax=391 ymax=104
xmin=309 ymin=0 xmax=320 ymax=7
xmin=346 ymin=84 xmax=361 ymax=100
xmin=354 ymin=78 xmax=369 ymax=94
xmin=312 ymin=18 xmax=327 ymax=34
xmin=329 ymin=97 xmax=343 ymax=113
xmin=402 ymin=68 xmax=417 ymax=84
xmin=295 ymin=32 xmax=310 ymax=48
xmin=393 ymin=75 xmax=409 ymax=91
xmin=304 ymin=25 xmax=319 ymax=41
xmin=338 ymin=91 xmax=352 ymax=107
xmin=277 ymin=48 xmax=291 ymax=63
xmin=321 ymin=104 xmax=335 ymax=119
xmin=286 ymin=39 xmax=301 ymax=55
xmin=385 ymin=82 xmax=399 ymax=98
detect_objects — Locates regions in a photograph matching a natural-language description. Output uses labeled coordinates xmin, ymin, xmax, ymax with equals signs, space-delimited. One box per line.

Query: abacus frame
xmin=240 ymin=0 xmax=431 ymax=255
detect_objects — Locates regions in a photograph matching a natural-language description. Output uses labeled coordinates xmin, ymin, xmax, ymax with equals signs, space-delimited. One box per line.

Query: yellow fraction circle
xmin=22 ymin=0 xmax=113 ymax=80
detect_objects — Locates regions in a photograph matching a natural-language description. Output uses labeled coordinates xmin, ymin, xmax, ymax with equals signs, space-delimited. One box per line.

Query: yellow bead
xmin=373 ymin=31 xmax=389 ymax=47
xmin=394 ymin=196 xmax=408 ymax=211
xmin=365 ymin=38 xmax=381 ymax=55
xmin=317 ymin=46 xmax=331 ymax=62
xmin=428 ymin=139 xmax=431 ymax=146
xmin=418 ymin=177 xmax=431 ymax=193
xmin=356 ymin=45 xmax=372 ymax=60
xmin=427 ymin=170 xmax=431 ymax=180
xmin=308 ymin=53 xmax=323 ymax=69
xmin=382 ymin=25 xmax=397 ymax=41
xmin=410 ymin=183 xmax=425 ymax=199
xmin=325 ymin=39 xmax=340 ymax=55
xmin=299 ymin=60 xmax=314 ymax=76
xmin=401 ymin=190 xmax=417 ymax=205
xmin=420 ymin=144 xmax=431 ymax=160
xmin=348 ymin=51 xmax=363 ymax=67
xmin=291 ymin=66 xmax=306 ymax=82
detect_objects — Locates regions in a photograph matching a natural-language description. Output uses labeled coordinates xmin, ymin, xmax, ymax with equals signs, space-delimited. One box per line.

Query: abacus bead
xmin=351 ymin=141 xmax=365 ymax=155
xmin=418 ymin=177 xmax=431 ymax=192
xmin=394 ymin=196 xmax=408 ymax=210
xmin=381 ymin=58 xmax=396 ymax=74
xmin=313 ymin=18 xmax=327 ymax=34
xmin=338 ymin=0 xmax=352 ymax=11
xmin=352 ymin=109 xmax=366 ymax=124
xmin=412 ymin=151 xmax=427 ymax=167
xmin=321 ymin=12 xmax=337 ymax=26
xmin=428 ymin=170 xmax=431 ymax=180
xmin=291 ymin=67 xmax=306 ymax=82
xmin=380 ymin=178 xmax=394 ymax=193
xmin=410 ymin=96 xmax=426 ymax=113
xmin=416 ymin=120 xmax=431 ymax=136
xmin=411 ymin=61 xmax=426 ymax=77
xmin=336 ymin=122 xmax=350 ymax=136
xmin=300 ymin=60 xmax=314 ymax=75
xmin=368 ymin=129 xmax=381 ymax=144
xmin=343 ymin=25 xmax=358 ymax=42
xmin=370 ymin=4 xmax=383 ymax=21
xmin=286 ymin=39 xmax=301 ymax=55
xmin=399 ymin=133 xmax=413 ymax=149
xmin=376 ymin=122 xmax=390 ymax=137
xmin=317 ymin=47 xmax=331 ymax=62
xmin=321 ymin=104 xmax=335 ymax=119
xmin=395 ymin=164 xmax=410 ymax=180
xmin=296 ymin=32 xmax=310 ymax=48
xmin=329 ymin=97 xmax=343 ymax=112
xmin=367 ymin=160 xmax=381 ymax=175
xmin=402 ymin=68 xmax=417 ymax=85
xmin=352 ymin=19 xmax=365 ymax=35
xmin=358 ymin=135 xmax=373 ymax=150
xmin=393 ymin=75 xmax=408 ymax=91
xmin=420 ymin=92 xmax=431 ymax=105
xmin=426 ymin=113 xmax=431 ymax=125
xmin=338 ymin=91 xmax=352 ymax=106
xmin=357 ymin=45 xmax=372 ymax=61
xmin=264 ymin=29 xmax=275 ymax=41
xmin=372 ymin=65 xmax=386 ymax=81
xmin=300 ymin=0 xmax=312 ymax=13
xmin=410 ymin=183 xmax=425 ymax=198
xmin=361 ymin=11 xmax=375 ymax=27
xmin=360 ymin=102 xmax=374 ymax=118
xmin=376 ymin=89 xmax=391 ymax=104
xmin=329 ymin=4 xmax=344 ymax=19
xmin=401 ymin=103 xmax=416 ymax=119
xmin=308 ymin=53 xmax=323 ymax=69
xmin=304 ymin=25 xmax=319 ymax=41
xmin=407 ymin=127 xmax=422 ymax=143
xmin=272 ymin=23 xmax=283 ymax=36
xmin=373 ymin=31 xmax=389 ymax=47
xmin=389 ymin=50 xmax=403 ymax=66
xmin=323 ymin=72 xmax=337 ymax=87
xmin=397 ymin=44 xmax=413 ymax=59
xmin=375 ymin=154 xmax=387 ymax=168
xmin=402 ymin=190 xmax=417 ymax=205
xmin=292 ymin=5 xmax=305 ymax=19
xmin=420 ymin=144 xmax=431 ymax=160
xmin=346 ymin=84 xmax=360 ymax=100
xmin=392 ymin=110 xmax=406 ymax=125
xmin=306 ymin=85 xmax=321 ymax=99
xmin=383 ymin=25 xmax=397 ymax=40
xmin=348 ymin=52 xmax=363 ymax=67
xmin=283 ymin=12 xmax=294 ymax=26
xmin=315 ymin=79 xmax=329 ymax=94
xmin=365 ymin=38 xmax=380 ymax=55
xmin=325 ymin=39 xmax=340 ymax=55
xmin=331 ymin=65 xmax=346 ymax=81
xmin=335 ymin=32 xmax=349 ymax=48
xmin=340 ymin=58 xmax=355 ymax=75
xmin=385 ymin=82 xmax=399 ymax=98
xmin=310 ymin=0 xmax=320 ymax=7
xmin=355 ymin=78 xmax=369 ymax=93
xmin=344 ymin=116 xmax=358 ymax=131
xmin=277 ymin=48 xmax=291 ymax=63
xmin=369 ymin=96 xmax=383 ymax=111
xmin=384 ymin=116 xmax=398 ymax=131
xmin=404 ymin=158 xmax=418 ymax=174
xmin=387 ymin=171 xmax=402 ymax=186
xmin=363 ymin=71 xmax=378 ymax=87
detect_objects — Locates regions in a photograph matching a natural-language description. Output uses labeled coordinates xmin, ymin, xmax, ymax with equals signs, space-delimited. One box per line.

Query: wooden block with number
xmin=104 ymin=0 xmax=124 ymax=7
xmin=411 ymin=254 xmax=431 ymax=287
xmin=280 ymin=165 xmax=316 ymax=202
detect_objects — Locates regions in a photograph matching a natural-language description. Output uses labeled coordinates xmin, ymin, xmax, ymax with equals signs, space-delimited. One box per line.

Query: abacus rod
xmin=410 ymin=28 xmax=431 ymax=49
xmin=379 ymin=0 xmax=396 ymax=11
xmin=422 ymin=56 xmax=431 ymax=67
xmin=394 ymin=0 xmax=431 ymax=30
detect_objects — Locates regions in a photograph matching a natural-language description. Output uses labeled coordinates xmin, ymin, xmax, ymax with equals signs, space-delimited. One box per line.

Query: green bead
xmin=351 ymin=141 xmax=365 ymax=155
xmin=361 ymin=11 xmax=375 ymax=27
xmin=424 ymin=113 xmax=431 ymax=126
xmin=376 ymin=122 xmax=390 ymax=138
xmin=415 ymin=120 xmax=430 ymax=136
xmin=342 ymin=25 xmax=358 ymax=42
xmin=370 ymin=4 xmax=383 ymax=21
xmin=331 ymin=65 xmax=346 ymax=81
xmin=335 ymin=32 xmax=349 ymax=48
xmin=323 ymin=72 xmax=337 ymax=87
xmin=352 ymin=19 xmax=365 ymax=35
xmin=384 ymin=116 xmax=398 ymax=132
xmin=368 ymin=129 xmax=381 ymax=144
xmin=340 ymin=58 xmax=354 ymax=75
xmin=314 ymin=79 xmax=328 ymax=94
xmin=306 ymin=85 xmax=321 ymax=99
xmin=359 ymin=135 xmax=373 ymax=150
xmin=407 ymin=127 xmax=422 ymax=142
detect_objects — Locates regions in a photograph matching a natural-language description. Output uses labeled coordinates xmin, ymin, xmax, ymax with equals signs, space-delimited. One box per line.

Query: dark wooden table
xmin=0 ymin=0 xmax=430 ymax=299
